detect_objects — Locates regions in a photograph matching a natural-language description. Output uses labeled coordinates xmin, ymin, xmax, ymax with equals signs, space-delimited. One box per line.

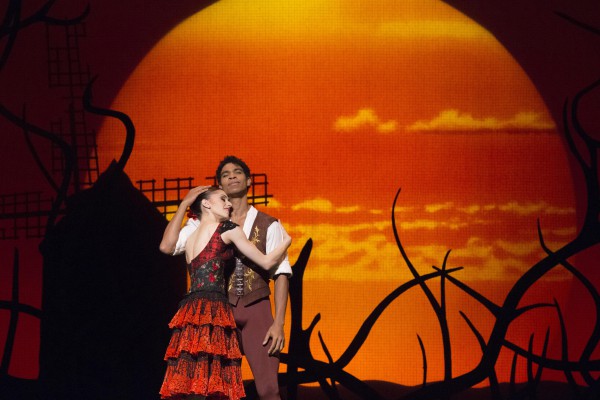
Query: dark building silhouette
xmin=39 ymin=163 xmax=186 ymax=399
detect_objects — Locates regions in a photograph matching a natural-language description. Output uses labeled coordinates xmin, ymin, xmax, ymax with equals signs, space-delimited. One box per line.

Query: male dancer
xmin=161 ymin=155 xmax=291 ymax=400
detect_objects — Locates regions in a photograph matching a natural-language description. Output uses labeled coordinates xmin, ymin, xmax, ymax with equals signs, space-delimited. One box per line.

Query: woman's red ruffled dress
xmin=160 ymin=221 xmax=245 ymax=400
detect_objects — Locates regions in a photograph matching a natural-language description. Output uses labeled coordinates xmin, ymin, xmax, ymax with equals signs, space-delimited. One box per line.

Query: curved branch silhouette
xmin=0 ymin=0 xmax=89 ymax=70
xmin=82 ymin=76 xmax=135 ymax=170
xmin=501 ymin=340 xmax=600 ymax=371
xmin=0 ymin=102 xmax=74 ymax=231
xmin=552 ymin=298 xmax=581 ymax=395
xmin=416 ymin=334 xmax=427 ymax=387
xmin=391 ymin=188 xmax=454 ymax=382
xmin=459 ymin=311 xmax=501 ymax=400
xmin=335 ymin=267 xmax=462 ymax=370
xmin=555 ymin=11 xmax=600 ymax=37
xmin=398 ymin=78 xmax=600 ymax=399
xmin=538 ymin=220 xmax=600 ymax=386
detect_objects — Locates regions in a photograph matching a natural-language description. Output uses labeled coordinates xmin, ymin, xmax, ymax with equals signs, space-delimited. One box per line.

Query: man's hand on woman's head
xmin=181 ymin=185 xmax=211 ymax=207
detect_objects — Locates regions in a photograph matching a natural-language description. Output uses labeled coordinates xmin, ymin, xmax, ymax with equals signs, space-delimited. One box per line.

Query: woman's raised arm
xmin=159 ymin=186 xmax=209 ymax=254
xmin=222 ymin=224 xmax=291 ymax=270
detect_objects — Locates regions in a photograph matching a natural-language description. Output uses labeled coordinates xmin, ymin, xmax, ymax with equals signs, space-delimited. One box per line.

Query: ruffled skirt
xmin=160 ymin=291 xmax=245 ymax=400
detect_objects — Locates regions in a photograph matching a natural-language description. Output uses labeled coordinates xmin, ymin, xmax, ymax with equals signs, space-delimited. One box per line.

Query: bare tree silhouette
xmin=275 ymin=79 xmax=600 ymax=400
xmin=0 ymin=1 xmax=88 ymax=233
xmin=0 ymin=0 xmax=89 ymax=70
xmin=276 ymin=11 xmax=600 ymax=400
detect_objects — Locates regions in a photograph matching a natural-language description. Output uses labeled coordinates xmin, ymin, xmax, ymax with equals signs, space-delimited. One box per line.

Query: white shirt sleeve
xmin=172 ymin=218 xmax=200 ymax=256
xmin=266 ymin=220 xmax=293 ymax=278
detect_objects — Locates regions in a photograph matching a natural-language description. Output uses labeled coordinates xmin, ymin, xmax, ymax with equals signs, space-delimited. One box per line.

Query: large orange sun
xmin=97 ymin=0 xmax=575 ymax=385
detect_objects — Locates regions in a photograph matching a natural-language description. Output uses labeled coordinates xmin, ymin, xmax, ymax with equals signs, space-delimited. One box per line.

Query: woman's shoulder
xmin=220 ymin=220 xmax=239 ymax=232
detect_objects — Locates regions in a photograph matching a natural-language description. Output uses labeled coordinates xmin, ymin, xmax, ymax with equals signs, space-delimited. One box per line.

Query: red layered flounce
xmin=160 ymin=292 xmax=245 ymax=400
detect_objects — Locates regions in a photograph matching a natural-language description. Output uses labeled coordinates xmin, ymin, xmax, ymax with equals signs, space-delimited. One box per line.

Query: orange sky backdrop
xmin=97 ymin=0 xmax=577 ymax=386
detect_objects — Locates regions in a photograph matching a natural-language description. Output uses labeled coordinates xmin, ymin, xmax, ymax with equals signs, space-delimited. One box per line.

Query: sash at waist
xmin=182 ymin=289 xmax=228 ymax=304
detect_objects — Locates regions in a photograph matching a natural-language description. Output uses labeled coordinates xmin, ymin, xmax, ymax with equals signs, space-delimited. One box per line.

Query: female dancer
xmin=159 ymin=186 xmax=291 ymax=399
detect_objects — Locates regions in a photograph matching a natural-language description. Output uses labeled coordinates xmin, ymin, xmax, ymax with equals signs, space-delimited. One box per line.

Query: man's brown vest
xmin=228 ymin=211 xmax=277 ymax=306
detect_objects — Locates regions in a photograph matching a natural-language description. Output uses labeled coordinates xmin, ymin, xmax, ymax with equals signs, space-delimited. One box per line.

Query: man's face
xmin=219 ymin=162 xmax=251 ymax=197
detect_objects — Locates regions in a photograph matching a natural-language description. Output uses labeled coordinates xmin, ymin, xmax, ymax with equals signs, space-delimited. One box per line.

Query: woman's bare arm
xmin=159 ymin=186 xmax=209 ymax=254
xmin=222 ymin=225 xmax=291 ymax=269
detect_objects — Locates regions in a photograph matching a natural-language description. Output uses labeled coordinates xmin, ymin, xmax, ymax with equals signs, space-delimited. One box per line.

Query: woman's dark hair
xmin=189 ymin=186 xmax=222 ymax=219
xmin=215 ymin=155 xmax=251 ymax=185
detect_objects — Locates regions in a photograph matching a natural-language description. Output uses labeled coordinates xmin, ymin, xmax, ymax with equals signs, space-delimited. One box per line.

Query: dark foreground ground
xmin=278 ymin=380 xmax=594 ymax=400
xmin=1 ymin=378 xmax=592 ymax=399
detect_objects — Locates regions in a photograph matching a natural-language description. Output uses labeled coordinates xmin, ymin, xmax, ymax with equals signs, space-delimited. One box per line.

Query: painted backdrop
xmin=1 ymin=1 xmax=599 ymax=399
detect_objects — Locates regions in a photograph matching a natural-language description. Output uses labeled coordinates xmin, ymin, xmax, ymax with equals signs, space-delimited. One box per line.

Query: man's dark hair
xmin=215 ymin=155 xmax=251 ymax=184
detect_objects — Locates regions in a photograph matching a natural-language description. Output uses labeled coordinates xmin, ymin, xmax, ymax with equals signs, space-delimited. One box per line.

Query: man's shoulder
xmin=255 ymin=209 xmax=278 ymax=224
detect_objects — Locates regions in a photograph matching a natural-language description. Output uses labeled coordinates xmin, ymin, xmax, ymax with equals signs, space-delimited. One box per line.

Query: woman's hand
xmin=159 ymin=185 xmax=211 ymax=255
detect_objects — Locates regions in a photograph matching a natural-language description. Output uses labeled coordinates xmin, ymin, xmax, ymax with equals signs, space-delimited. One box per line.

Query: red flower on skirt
xmin=209 ymin=273 xmax=215 ymax=282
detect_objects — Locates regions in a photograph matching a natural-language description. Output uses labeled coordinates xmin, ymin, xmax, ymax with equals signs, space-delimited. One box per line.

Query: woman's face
xmin=206 ymin=189 xmax=232 ymax=219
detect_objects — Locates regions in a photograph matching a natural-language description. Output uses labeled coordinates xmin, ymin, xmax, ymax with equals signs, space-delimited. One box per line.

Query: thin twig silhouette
xmin=538 ymin=219 xmax=600 ymax=387
xmin=0 ymin=249 xmax=19 ymax=374
xmin=82 ymin=76 xmax=135 ymax=170
xmin=460 ymin=310 xmax=502 ymax=400
xmin=0 ymin=0 xmax=89 ymax=70
xmin=282 ymin=236 xmax=463 ymax=399
xmin=0 ymin=102 xmax=74 ymax=231
xmin=417 ymin=334 xmax=427 ymax=388
xmin=552 ymin=298 xmax=581 ymax=398
xmin=391 ymin=189 xmax=455 ymax=383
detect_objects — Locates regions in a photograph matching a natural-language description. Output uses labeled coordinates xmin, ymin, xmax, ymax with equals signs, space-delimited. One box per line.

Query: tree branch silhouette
xmin=391 ymin=188 xmax=455 ymax=383
xmin=538 ymin=219 xmax=600 ymax=386
xmin=0 ymin=0 xmax=89 ymax=71
xmin=0 ymin=102 xmax=74 ymax=231
xmin=398 ymin=76 xmax=600 ymax=399
xmin=82 ymin=76 xmax=135 ymax=170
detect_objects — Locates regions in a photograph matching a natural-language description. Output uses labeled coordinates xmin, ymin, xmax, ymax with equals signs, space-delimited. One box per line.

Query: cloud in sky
xmin=334 ymin=108 xmax=398 ymax=133
xmin=425 ymin=202 xmax=454 ymax=213
xmin=288 ymin=221 xmax=410 ymax=282
xmin=458 ymin=205 xmax=482 ymax=214
xmin=545 ymin=205 xmax=577 ymax=215
xmin=394 ymin=206 xmax=416 ymax=213
xmin=266 ymin=197 xmax=283 ymax=208
xmin=498 ymin=201 xmax=575 ymax=216
xmin=551 ymin=227 xmax=577 ymax=237
xmin=421 ymin=201 xmax=574 ymax=217
xmin=338 ymin=205 xmax=361 ymax=213
xmin=399 ymin=219 xmax=468 ymax=231
xmin=406 ymin=110 xmax=555 ymax=132
xmin=495 ymin=239 xmax=541 ymax=257
xmin=448 ymin=236 xmax=494 ymax=259
xmin=334 ymin=109 xmax=555 ymax=136
xmin=291 ymin=197 xmax=333 ymax=212
xmin=286 ymin=197 xmax=574 ymax=223
xmin=406 ymin=236 xmax=570 ymax=281
xmin=288 ymin=218 xmax=572 ymax=282
xmin=283 ymin=191 xmax=575 ymax=281
xmin=291 ymin=197 xmax=363 ymax=213
xmin=498 ymin=201 xmax=545 ymax=215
